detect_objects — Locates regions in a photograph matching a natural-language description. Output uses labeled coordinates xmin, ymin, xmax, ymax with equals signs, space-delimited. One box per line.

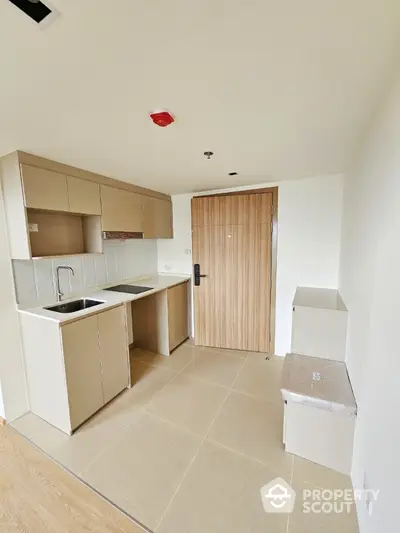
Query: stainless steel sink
xmin=46 ymin=298 xmax=105 ymax=314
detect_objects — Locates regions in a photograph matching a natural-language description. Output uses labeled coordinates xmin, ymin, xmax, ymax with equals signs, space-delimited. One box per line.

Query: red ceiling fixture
xmin=149 ymin=110 xmax=175 ymax=127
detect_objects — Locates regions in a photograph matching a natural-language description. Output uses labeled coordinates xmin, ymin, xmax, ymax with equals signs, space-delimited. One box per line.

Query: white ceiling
xmin=1 ymin=0 xmax=400 ymax=194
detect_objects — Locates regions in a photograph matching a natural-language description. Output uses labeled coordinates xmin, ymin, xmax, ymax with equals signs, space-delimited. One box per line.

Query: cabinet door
xmin=67 ymin=176 xmax=101 ymax=215
xmin=143 ymin=197 xmax=173 ymax=239
xmin=98 ymin=306 xmax=129 ymax=404
xmin=21 ymin=164 xmax=69 ymax=211
xmin=157 ymin=199 xmax=173 ymax=238
xmin=101 ymin=185 xmax=144 ymax=232
xmin=62 ymin=316 xmax=104 ymax=430
xmin=168 ymin=282 xmax=189 ymax=352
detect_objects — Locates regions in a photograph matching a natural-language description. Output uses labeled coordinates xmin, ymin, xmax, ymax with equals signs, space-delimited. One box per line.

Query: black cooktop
xmin=104 ymin=284 xmax=153 ymax=294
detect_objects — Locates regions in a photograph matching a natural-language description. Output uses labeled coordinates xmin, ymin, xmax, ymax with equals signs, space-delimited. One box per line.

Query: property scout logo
xmin=260 ymin=477 xmax=379 ymax=515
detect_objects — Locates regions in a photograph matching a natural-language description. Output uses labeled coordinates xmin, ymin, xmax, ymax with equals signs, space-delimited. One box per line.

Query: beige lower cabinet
xmin=62 ymin=315 xmax=104 ymax=430
xmin=168 ymin=282 xmax=189 ymax=352
xmin=97 ymin=306 xmax=130 ymax=403
xmin=20 ymin=304 xmax=129 ymax=435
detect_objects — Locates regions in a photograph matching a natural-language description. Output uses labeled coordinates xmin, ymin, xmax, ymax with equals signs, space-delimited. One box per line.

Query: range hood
xmin=102 ymin=231 xmax=143 ymax=240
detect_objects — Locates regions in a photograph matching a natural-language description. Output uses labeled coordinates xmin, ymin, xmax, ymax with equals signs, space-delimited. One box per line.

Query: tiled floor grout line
xmin=154 ymin=438 xmax=205 ymax=532
xmin=149 ymin=348 xmax=249 ymax=531
xmin=203 ymin=388 xmax=231 ymax=439
xmin=139 ymin=353 xmax=196 ymax=404
xmin=81 ymin=352 xmax=194 ymax=477
xmin=229 ymin=356 xmax=248 ymax=391
xmin=286 ymin=455 xmax=295 ymax=533
xmin=77 ymin=412 xmax=144 ymax=477
xmin=205 ymin=435 xmax=293 ymax=474
xmin=12 ymin=347 xmax=357 ymax=533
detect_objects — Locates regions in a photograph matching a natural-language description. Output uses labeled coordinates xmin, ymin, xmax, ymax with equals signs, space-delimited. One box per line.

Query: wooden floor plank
xmin=0 ymin=426 xmax=148 ymax=533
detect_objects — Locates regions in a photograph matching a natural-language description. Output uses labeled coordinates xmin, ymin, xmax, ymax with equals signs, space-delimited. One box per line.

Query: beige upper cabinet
xmin=143 ymin=197 xmax=173 ymax=239
xmin=21 ymin=164 xmax=69 ymax=212
xmin=61 ymin=315 xmax=104 ymax=430
xmin=1 ymin=152 xmax=173 ymax=259
xmin=101 ymin=185 xmax=144 ymax=232
xmin=67 ymin=176 xmax=101 ymax=215
xmin=98 ymin=306 xmax=129 ymax=403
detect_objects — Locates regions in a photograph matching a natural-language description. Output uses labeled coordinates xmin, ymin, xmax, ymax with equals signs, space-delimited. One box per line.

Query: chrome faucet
xmin=56 ymin=266 xmax=75 ymax=302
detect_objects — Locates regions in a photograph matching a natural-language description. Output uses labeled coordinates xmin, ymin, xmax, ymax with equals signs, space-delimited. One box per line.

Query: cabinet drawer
xmin=21 ymin=164 xmax=69 ymax=211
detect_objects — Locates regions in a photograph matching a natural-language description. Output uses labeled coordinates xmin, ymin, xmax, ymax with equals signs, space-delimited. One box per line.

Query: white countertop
xmin=18 ymin=274 xmax=191 ymax=325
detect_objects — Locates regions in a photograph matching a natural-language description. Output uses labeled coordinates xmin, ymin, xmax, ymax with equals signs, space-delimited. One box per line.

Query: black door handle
xmin=194 ymin=264 xmax=207 ymax=286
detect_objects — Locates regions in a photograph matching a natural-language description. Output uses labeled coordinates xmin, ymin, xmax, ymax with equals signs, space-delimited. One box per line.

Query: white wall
xmin=13 ymin=240 xmax=158 ymax=307
xmin=158 ymin=174 xmax=344 ymax=355
xmin=339 ymin=74 xmax=400 ymax=533
xmin=0 ymin=179 xmax=28 ymax=421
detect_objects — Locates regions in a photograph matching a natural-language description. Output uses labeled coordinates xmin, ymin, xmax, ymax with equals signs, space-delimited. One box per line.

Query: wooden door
xmin=97 ymin=306 xmax=129 ymax=404
xmin=168 ymin=282 xmax=189 ymax=351
xmin=67 ymin=176 xmax=102 ymax=215
xmin=21 ymin=164 xmax=69 ymax=211
xmin=192 ymin=193 xmax=273 ymax=352
xmin=62 ymin=316 xmax=104 ymax=430
xmin=100 ymin=185 xmax=144 ymax=232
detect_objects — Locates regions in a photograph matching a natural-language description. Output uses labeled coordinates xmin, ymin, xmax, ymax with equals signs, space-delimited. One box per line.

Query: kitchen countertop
xmin=18 ymin=274 xmax=191 ymax=325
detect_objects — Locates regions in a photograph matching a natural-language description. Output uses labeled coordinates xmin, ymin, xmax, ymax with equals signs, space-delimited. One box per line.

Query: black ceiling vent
xmin=9 ymin=0 xmax=53 ymax=24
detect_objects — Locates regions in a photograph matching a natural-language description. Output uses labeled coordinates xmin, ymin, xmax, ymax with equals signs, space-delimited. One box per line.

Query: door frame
xmin=191 ymin=186 xmax=278 ymax=354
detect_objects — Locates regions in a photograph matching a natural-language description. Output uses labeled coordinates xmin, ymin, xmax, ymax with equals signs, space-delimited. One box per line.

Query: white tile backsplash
xmin=104 ymin=242 xmax=119 ymax=284
xmin=93 ymin=254 xmax=107 ymax=286
xmin=82 ymin=255 xmax=96 ymax=288
xmin=65 ymin=256 xmax=84 ymax=294
xmin=13 ymin=239 xmax=158 ymax=307
xmin=33 ymin=259 xmax=56 ymax=306
xmin=12 ymin=260 xmax=37 ymax=306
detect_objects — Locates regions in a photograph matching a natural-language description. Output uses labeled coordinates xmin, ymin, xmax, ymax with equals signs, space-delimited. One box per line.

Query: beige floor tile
xmin=81 ymin=412 xmax=201 ymax=530
xmin=131 ymin=346 xmax=193 ymax=372
xmin=233 ymin=354 xmax=284 ymax=405
xmin=127 ymin=359 xmax=177 ymax=408
xmin=193 ymin=345 xmax=250 ymax=360
xmin=182 ymin=338 xmax=196 ymax=347
xmin=157 ymin=440 xmax=289 ymax=533
xmin=288 ymin=480 xmax=359 ymax=533
xmin=292 ymin=455 xmax=353 ymax=491
xmin=11 ymin=396 xmax=140 ymax=475
xmin=182 ymin=349 xmax=245 ymax=387
xmin=147 ymin=374 xmax=229 ymax=436
xmin=208 ymin=390 xmax=293 ymax=473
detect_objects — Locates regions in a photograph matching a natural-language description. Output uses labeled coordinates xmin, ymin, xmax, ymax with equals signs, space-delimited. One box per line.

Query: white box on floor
xmin=281 ymin=353 xmax=356 ymax=475
xmin=291 ymin=287 xmax=348 ymax=361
